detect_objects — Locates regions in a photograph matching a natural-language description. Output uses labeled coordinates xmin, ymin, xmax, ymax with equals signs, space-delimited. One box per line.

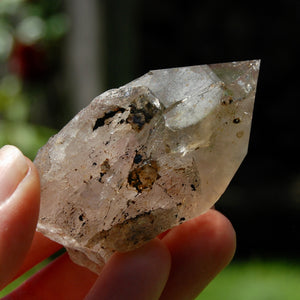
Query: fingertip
xmin=0 ymin=147 xmax=40 ymax=288
xmin=160 ymin=209 xmax=236 ymax=300
xmin=209 ymin=209 xmax=236 ymax=266
xmin=164 ymin=209 xmax=236 ymax=265
xmin=14 ymin=157 xmax=40 ymax=218
xmin=182 ymin=209 xmax=236 ymax=266
xmin=86 ymin=239 xmax=171 ymax=300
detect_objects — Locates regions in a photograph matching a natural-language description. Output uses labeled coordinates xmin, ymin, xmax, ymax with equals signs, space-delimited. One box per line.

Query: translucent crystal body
xmin=35 ymin=60 xmax=260 ymax=273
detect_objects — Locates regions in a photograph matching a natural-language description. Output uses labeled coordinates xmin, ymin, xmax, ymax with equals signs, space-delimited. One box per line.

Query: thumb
xmin=0 ymin=145 xmax=40 ymax=289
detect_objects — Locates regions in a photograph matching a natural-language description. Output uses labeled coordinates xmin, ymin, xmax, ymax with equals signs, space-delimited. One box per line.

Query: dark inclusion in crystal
xmin=128 ymin=160 xmax=160 ymax=193
xmin=126 ymin=95 xmax=159 ymax=131
xmin=93 ymin=107 xmax=125 ymax=131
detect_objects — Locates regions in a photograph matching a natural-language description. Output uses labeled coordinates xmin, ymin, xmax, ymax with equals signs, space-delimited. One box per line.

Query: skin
xmin=0 ymin=145 xmax=236 ymax=299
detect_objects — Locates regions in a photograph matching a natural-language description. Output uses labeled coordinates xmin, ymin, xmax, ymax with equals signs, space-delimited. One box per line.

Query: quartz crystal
xmin=35 ymin=60 xmax=260 ymax=273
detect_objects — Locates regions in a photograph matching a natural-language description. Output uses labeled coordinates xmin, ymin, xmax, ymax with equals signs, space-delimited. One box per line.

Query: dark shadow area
xmin=105 ymin=0 xmax=299 ymax=260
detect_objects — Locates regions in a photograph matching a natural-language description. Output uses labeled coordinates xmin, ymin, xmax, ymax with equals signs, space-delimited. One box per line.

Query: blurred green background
xmin=0 ymin=0 xmax=299 ymax=298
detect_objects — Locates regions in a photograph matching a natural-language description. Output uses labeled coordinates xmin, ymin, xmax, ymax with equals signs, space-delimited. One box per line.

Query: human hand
xmin=0 ymin=145 xmax=236 ymax=300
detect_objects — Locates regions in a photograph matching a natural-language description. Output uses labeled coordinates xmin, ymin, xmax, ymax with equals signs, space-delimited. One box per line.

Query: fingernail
xmin=0 ymin=145 xmax=29 ymax=204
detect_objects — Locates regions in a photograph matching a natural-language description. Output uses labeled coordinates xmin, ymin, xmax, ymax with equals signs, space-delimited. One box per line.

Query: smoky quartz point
xmin=35 ymin=60 xmax=260 ymax=273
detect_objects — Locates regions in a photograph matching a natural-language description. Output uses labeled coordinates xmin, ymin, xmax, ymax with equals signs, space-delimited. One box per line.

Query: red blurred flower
xmin=9 ymin=41 xmax=48 ymax=81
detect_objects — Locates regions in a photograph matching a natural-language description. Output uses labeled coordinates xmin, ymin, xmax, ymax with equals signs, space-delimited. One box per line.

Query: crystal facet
xmin=35 ymin=60 xmax=260 ymax=273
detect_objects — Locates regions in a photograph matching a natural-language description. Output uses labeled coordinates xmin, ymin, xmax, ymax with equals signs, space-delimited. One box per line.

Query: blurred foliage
xmin=0 ymin=0 xmax=68 ymax=159
xmin=0 ymin=74 xmax=56 ymax=159
xmin=197 ymin=260 xmax=300 ymax=300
